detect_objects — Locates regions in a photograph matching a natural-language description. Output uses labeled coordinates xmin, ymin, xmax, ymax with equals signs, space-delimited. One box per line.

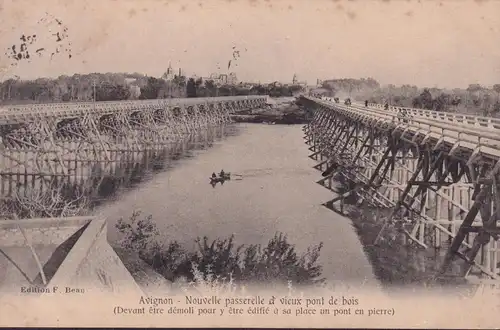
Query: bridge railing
xmin=366 ymin=102 xmax=500 ymax=130
xmin=316 ymin=96 xmax=500 ymax=130
xmin=0 ymin=95 xmax=267 ymax=114
xmin=308 ymin=96 xmax=500 ymax=160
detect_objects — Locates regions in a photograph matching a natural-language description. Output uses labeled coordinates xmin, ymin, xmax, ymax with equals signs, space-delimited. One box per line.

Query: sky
xmin=0 ymin=0 xmax=499 ymax=89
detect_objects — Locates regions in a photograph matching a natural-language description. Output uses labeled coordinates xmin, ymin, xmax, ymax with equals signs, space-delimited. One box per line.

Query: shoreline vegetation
xmin=113 ymin=211 xmax=326 ymax=293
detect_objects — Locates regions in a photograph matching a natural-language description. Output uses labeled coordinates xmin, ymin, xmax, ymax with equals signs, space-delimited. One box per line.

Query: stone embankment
xmin=231 ymin=97 xmax=311 ymax=125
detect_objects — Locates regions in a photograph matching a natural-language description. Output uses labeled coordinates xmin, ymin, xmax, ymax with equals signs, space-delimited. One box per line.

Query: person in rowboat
xmin=211 ymin=172 xmax=217 ymax=179
xmin=219 ymin=169 xmax=225 ymax=177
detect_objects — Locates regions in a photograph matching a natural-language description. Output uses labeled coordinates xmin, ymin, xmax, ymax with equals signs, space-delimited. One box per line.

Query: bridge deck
xmin=0 ymin=96 xmax=267 ymax=125
xmin=368 ymin=102 xmax=500 ymax=130
xmin=310 ymin=96 xmax=500 ymax=161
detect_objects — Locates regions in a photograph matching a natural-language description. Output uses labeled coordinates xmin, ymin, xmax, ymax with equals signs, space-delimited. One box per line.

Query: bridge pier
xmin=302 ymin=95 xmax=500 ymax=284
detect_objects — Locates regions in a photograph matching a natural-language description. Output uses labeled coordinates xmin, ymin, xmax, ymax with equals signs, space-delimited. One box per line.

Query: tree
xmin=412 ymin=89 xmax=433 ymax=110
xmin=186 ymin=78 xmax=197 ymax=98
xmin=321 ymin=81 xmax=336 ymax=97
xmin=195 ymin=78 xmax=203 ymax=89
xmin=466 ymin=84 xmax=482 ymax=93
xmin=218 ymin=85 xmax=231 ymax=96
xmin=450 ymin=95 xmax=462 ymax=107
xmin=172 ymin=75 xmax=186 ymax=88
xmin=289 ymin=85 xmax=305 ymax=95
xmin=493 ymin=84 xmax=500 ymax=102
xmin=139 ymin=77 xmax=164 ymax=99
xmin=493 ymin=102 xmax=500 ymax=114
xmin=466 ymin=84 xmax=482 ymax=107
xmin=95 ymin=83 xmax=131 ymax=101
xmin=204 ymin=80 xmax=216 ymax=97
xmin=482 ymin=93 xmax=492 ymax=116
xmin=433 ymin=93 xmax=451 ymax=112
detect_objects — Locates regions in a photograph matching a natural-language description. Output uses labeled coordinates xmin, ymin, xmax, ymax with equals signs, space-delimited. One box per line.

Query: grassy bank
xmin=113 ymin=211 xmax=325 ymax=292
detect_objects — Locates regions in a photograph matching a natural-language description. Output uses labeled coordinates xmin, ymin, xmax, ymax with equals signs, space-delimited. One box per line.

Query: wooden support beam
xmin=435 ymin=159 xmax=500 ymax=280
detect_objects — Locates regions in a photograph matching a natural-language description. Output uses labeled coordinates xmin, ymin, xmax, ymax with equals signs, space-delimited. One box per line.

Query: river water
xmin=98 ymin=123 xmax=379 ymax=288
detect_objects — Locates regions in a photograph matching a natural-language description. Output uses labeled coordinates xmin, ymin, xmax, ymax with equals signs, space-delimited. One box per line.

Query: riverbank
xmin=230 ymin=97 xmax=310 ymax=124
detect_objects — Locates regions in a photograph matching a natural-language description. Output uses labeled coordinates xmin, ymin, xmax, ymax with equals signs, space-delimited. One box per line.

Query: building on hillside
xmin=129 ymin=85 xmax=141 ymax=99
xmin=292 ymin=74 xmax=307 ymax=87
xmin=201 ymin=72 xmax=238 ymax=87
xmin=124 ymin=78 xmax=137 ymax=85
xmin=219 ymin=74 xmax=228 ymax=85
xmin=227 ymin=72 xmax=238 ymax=85
xmin=239 ymin=84 xmax=254 ymax=91
xmin=240 ymin=83 xmax=256 ymax=89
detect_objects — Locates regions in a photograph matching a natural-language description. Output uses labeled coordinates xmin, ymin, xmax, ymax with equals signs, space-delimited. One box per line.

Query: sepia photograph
xmin=0 ymin=0 xmax=499 ymax=328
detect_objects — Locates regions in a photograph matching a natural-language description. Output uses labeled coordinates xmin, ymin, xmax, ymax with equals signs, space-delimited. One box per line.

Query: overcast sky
xmin=0 ymin=0 xmax=499 ymax=88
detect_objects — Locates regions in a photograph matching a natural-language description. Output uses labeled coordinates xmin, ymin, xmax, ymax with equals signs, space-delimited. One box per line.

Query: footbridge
xmin=0 ymin=96 xmax=266 ymax=194
xmin=301 ymin=95 xmax=500 ymax=284
xmin=0 ymin=95 xmax=266 ymax=294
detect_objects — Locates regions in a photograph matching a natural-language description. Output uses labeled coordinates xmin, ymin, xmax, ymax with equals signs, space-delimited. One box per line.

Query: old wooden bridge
xmin=0 ymin=96 xmax=266 ymax=197
xmin=0 ymin=95 xmax=266 ymax=292
xmin=302 ymin=95 xmax=500 ymax=284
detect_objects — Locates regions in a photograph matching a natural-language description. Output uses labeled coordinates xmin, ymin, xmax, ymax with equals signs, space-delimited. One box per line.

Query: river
xmin=98 ymin=123 xmax=379 ymax=288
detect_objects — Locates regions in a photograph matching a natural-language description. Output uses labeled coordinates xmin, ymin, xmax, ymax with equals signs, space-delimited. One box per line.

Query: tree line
xmin=0 ymin=72 xmax=305 ymax=104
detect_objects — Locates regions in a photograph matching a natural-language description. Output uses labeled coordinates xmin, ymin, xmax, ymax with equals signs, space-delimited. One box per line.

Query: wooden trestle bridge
xmin=0 ymin=96 xmax=267 ymax=198
xmin=302 ymin=95 xmax=500 ymax=284
xmin=0 ymin=96 xmax=265 ymax=292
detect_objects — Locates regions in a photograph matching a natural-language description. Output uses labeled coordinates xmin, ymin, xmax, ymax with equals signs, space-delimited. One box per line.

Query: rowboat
xmin=210 ymin=172 xmax=231 ymax=183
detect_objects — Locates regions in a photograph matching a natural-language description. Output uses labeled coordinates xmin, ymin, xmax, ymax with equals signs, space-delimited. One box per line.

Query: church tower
xmin=163 ymin=62 xmax=175 ymax=81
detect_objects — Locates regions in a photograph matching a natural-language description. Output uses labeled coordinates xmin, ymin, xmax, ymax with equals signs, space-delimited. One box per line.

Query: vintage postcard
xmin=0 ymin=0 xmax=499 ymax=328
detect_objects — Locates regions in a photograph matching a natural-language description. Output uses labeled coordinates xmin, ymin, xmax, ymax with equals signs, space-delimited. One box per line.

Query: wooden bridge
xmin=0 ymin=96 xmax=267 ymax=197
xmin=301 ymin=95 xmax=500 ymax=284
xmin=0 ymin=95 xmax=266 ymax=294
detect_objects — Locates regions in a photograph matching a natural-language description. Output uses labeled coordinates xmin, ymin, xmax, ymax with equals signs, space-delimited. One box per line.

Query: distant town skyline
xmin=0 ymin=0 xmax=499 ymax=89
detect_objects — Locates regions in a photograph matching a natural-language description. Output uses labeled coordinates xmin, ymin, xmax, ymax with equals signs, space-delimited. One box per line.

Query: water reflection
xmin=321 ymin=173 xmax=473 ymax=293
xmin=0 ymin=125 xmax=238 ymax=217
